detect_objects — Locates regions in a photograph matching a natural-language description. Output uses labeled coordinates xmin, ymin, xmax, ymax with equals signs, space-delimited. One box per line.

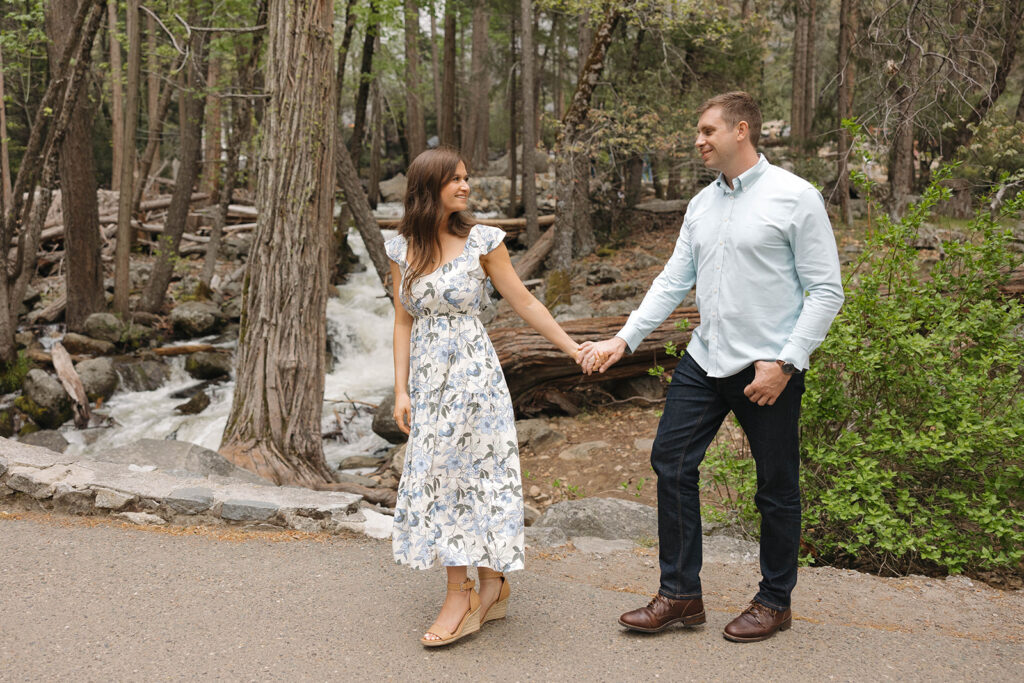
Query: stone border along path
xmin=0 ymin=438 xmax=398 ymax=537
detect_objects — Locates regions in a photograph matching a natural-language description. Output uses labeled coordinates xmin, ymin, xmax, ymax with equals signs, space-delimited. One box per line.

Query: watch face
xmin=781 ymin=363 xmax=797 ymax=375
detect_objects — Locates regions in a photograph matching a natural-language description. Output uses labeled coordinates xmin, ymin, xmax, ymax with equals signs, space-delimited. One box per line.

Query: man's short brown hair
xmin=698 ymin=91 xmax=762 ymax=148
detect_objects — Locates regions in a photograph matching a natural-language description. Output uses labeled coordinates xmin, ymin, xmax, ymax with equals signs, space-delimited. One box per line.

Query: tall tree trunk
xmin=548 ymin=7 xmax=623 ymax=274
xmin=887 ymin=7 xmax=921 ymax=217
xmin=507 ymin=11 xmax=517 ymax=218
xmin=46 ymin=0 xmax=105 ymax=332
xmin=578 ymin=11 xmax=593 ymax=77
xmin=367 ymin=73 xmax=382 ymax=208
xmin=220 ymin=0 xmax=337 ymax=487
xmin=146 ymin=11 xmax=161 ymax=175
xmin=0 ymin=0 xmax=105 ymax=365
xmin=836 ymin=0 xmax=856 ymax=225
xmin=107 ymin=0 xmax=123 ymax=191
xmin=114 ymin=0 xmax=141 ymax=315
xmin=552 ymin=18 xmax=563 ymax=120
xmin=429 ymin=7 xmax=442 ymax=124
xmin=462 ymin=0 xmax=488 ymax=170
xmin=349 ymin=2 xmax=378 ymax=160
xmin=403 ymin=0 xmax=426 ymax=159
xmin=1016 ymin=86 xmax=1024 ymax=123
xmin=139 ymin=14 xmax=209 ymax=313
xmin=439 ymin=1 xmax=457 ymax=146
xmin=521 ymin=0 xmax=539 ymax=245
xmin=0 ymin=45 xmax=12 ymax=212
xmin=336 ymin=141 xmax=391 ymax=294
xmin=132 ymin=78 xmax=174 ymax=215
xmin=790 ymin=0 xmax=813 ymax=146
xmin=201 ymin=55 xmax=222 ymax=202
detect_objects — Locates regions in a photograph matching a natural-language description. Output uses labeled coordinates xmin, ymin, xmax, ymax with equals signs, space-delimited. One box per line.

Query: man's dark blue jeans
xmin=651 ymin=352 xmax=805 ymax=611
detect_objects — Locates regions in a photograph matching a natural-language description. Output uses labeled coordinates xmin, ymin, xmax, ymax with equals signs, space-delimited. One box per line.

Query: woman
xmin=385 ymin=147 xmax=581 ymax=646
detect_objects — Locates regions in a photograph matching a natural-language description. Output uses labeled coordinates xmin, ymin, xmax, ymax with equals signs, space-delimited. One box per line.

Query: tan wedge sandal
xmin=478 ymin=568 xmax=511 ymax=625
xmin=420 ymin=579 xmax=482 ymax=647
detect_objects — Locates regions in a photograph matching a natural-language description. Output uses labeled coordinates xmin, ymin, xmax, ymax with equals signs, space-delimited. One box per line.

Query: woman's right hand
xmin=393 ymin=392 xmax=412 ymax=434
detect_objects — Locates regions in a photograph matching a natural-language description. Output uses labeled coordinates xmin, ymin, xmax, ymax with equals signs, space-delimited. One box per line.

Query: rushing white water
xmin=63 ymin=230 xmax=397 ymax=469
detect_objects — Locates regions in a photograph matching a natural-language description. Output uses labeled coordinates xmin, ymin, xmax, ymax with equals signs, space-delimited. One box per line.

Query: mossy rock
xmin=14 ymin=395 xmax=72 ymax=430
xmin=0 ymin=408 xmax=14 ymax=438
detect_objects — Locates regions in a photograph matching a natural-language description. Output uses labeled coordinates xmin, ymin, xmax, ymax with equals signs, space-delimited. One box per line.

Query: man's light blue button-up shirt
xmin=617 ymin=154 xmax=845 ymax=378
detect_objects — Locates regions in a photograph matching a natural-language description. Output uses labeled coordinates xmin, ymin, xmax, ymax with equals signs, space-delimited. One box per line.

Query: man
xmin=580 ymin=92 xmax=844 ymax=642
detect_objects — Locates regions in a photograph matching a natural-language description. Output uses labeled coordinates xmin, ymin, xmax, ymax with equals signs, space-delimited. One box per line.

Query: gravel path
xmin=1 ymin=511 xmax=1021 ymax=681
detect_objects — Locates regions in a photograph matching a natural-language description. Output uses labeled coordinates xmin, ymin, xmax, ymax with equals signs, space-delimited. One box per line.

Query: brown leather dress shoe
xmin=618 ymin=594 xmax=706 ymax=633
xmin=722 ymin=601 xmax=792 ymax=642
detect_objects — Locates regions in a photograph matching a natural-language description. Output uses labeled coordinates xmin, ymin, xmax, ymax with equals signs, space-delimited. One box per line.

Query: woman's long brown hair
xmin=398 ymin=147 xmax=474 ymax=293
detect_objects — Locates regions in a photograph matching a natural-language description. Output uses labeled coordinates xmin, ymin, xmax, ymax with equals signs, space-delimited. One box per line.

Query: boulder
xmin=633 ymin=199 xmax=689 ymax=214
xmin=534 ymin=497 xmax=658 ymax=541
xmin=378 ymin=173 xmax=407 ymax=203
xmin=82 ymin=313 xmax=124 ymax=344
xmin=20 ymin=429 xmax=69 ymax=454
xmin=586 ymin=264 xmax=622 ymax=285
xmin=388 ymin=443 xmax=407 ymax=476
xmin=525 ymin=525 xmax=568 ymax=548
xmin=175 ymin=391 xmax=211 ymax=415
xmin=515 ymin=418 xmax=565 ymax=451
xmin=609 ymin=375 xmax=665 ymax=402
xmin=96 ymin=438 xmax=266 ymax=483
xmin=169 ymin=301 xmax=226 ymax=338
xmin=601 ymin=282 xmax=641 ymax=301
xmin=112 ymin=356 xmax=171 ymax=392
xmin=184 ymin=351 xmax=232 ymax=380
xmin=75 ymin=357 xmax=119 ymax=401
xmin=61 ymin=333 xmax=115 ymax=356
xmin=626 ymin=250 xmax=663 ymax=270
xmin=119 ymin=323 xmax=157 ymax=350
xmin=18 ymin=370 xmax=71 ymax=429
xmin=221 ymin=234 xmax=252 ymax=260
xmin=371 ymin=393 xmax=408 ymax=444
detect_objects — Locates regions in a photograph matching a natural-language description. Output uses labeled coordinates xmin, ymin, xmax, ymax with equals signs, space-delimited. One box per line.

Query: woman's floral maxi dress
xmin=385 ymin=224 xmax=525 ymax=572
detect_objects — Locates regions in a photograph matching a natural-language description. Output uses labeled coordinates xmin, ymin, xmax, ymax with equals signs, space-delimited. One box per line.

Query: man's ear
xmin=735 ymin=120 xmax=749 ymax=142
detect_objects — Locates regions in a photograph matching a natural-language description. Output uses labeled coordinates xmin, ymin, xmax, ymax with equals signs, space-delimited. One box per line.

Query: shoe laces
xmin=742 ymin=601 xmax=777 ymax=626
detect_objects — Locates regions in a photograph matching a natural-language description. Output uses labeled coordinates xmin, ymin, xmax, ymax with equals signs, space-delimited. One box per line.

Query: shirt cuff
xmin=615 ymin=330 xmax=642 ymax=354
xmin=778 ymin=342 xmax=810 ymax=371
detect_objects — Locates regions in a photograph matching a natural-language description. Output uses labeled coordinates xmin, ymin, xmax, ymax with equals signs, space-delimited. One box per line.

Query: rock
xmin=184 ymin=351 xmax=232 ymax=380
xmin=388 ymin=443 xmax=407 ymax=476
xmin=20 ymin=430 xmax=69 ymax=454
xmin=116 ymin=511 xmax=166 ymax=526
xmin=221 ymin=234 xmax=252 ymax=260
xmin=169 ymin=301 xmax=226 ymax=338
xmin=633 ymin=199 xmax=689 ymax=214
xmin=626 ymin=251 xmax=663 ymax=270
xmin=0 ymin=455 xmax=7 ymax=476
xmin=515 ymin=418 xmax=565 ymax=450
xmin=558 ymin=441 xmax=609 ymax=462
xmin=221 ymin=297 xmax=242 ymax=321
xmin=82 ymin=313 xmax=125 ymax=344
xmin=552 ymin=301 xmax=595 ymax=322
xmin=378 ymin=173 xmax=407 ymax=202
xmin=338 ymin=454 xmax=386 ymax=469
xmin=534 ymin=497 xmax=658 ymax=541
xmin=701 ymin=533 xmax=759 ymax=564
xmin=525 ymin=525 xmax=568 ymax=548
xmin=586 ymin=264 xmax=622 ymax=285
xmin=175 ymin=391 xmax=211 ymax=415
xmin=6 ymin=464 xmax=71 ymax=499
xmin=128 ymin=311 xmax=162 ymax=327
xmin=19 ymin=370 xmax=71 ymax=429
xmin=93 ymin=487 xmax=135 ymax=510
xmin=0 ymin=410 xmax=13 ymax=438
xmin=164 ymin=486 xmax=215 ymax=514
xmin=598 ymin=301 xmax=636 ymax=317
xmin=524 ymin=503 xmax=541 ymax=527
xmin=610 ymin=375 xmax=665 ymax=401
xmin=15 ymin=330 xmax=36 ymax=348
xmin=602 ymin=282 xmax=641 ymax=301
xmin=111 ymin=357 xmax=171 ymax=392
xmin=119 ymin=323 xmax=157 ymax=350
xmin=371 ymin=393 xmax=408 ymax=444
xmin=97 ymin=438 xmax=267 ymax=483
xmin=571 ymin=536 xmax=636 ymax=554
xmin=220 ymin=498 xmax=278 ymax=522
xmin=634 ymin=437 xmax=655 ymax=454
xmin=528 ymin=485 xmax=541 ymax=498
xmin=60 ymin=332 xmax=115 ymax=356
xmin=75 ymin=357 xmax=119 ymax=401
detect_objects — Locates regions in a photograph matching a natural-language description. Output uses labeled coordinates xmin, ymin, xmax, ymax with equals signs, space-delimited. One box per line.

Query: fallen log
xmin=311 ymin=481 xmax=398 ymax=507
xmin=490 ymin=308 xmax=700 ymax=414
xmin=152 ymin=344 xmax=216 ymax=356
xmin=513 ymin=224 xmax=555 ymax=280
xmin=376 ymin=214 xmax=554 ymax=236
xmin=51 ymin=342 xmax=90 ymax=428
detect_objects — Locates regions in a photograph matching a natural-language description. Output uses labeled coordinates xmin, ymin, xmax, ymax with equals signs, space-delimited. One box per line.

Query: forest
xmin=0 ymin=0 xmax=1022 ymax=579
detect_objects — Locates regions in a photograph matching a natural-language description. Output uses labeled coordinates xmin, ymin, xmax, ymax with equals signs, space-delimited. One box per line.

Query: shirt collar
xmin=715 ymin=154 xmax=769 ymax=194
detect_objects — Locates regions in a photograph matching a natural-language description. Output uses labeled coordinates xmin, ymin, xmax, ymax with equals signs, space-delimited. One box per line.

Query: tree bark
xmin=0 ymin=45 xmax=11 ymax=212
xmin=107 ymin=0 xmax=124 ymax=192
xmin=367 ymin=72 xmax=382 ymax=208
xmin=220 ymin=0 xmax=337 ymax=487
xmin=46 ymin=0 xmax=105 ymax=332
xmin=887 ymin=8 xmax=921 ymax=217
xmin=790 ymin=0 xmax=814 ymax=146
xmin=114 ymin=0 xmax=141 ymax=315
xmin=146 ymin=11 xmax=161 ymax=174
xmin=429 ymin=6 xmax=442 ymax=122
xmin=439 ymin=1 xmax=457 ymax=147
xmin=201 ymin=55 xmax=223 ymax=202
xmin=335 ymin=140 xmax=392 ymax=296
xmin=131 ymin=76 xmax=174 ymax=216
xmin=348 ymin=1 xmax=378 ymax=161
xmin=462 ymin=0 xmax=489 ymax=170
xmin=1017 ymin=86 xmax=1024 ymax=123
xmin=836 ymin=0 xmax=856 ymax=225
xmin=403 ymin=0 xmax=426 ymax=159
xmin=507 ymin=11 xmax=517 ymax=218
xmin=336 ymin=0 xmax=357 ymax=96
xmin=548 ymin=7 xmax=623 ymax=274
xmin=521 ymin=0 xmax=539 ymax=245
xmin=139 ymin=12 xmax=209 ymax=313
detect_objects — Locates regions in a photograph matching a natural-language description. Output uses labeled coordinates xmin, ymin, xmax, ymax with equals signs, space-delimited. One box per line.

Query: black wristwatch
xmin=776 ymin=360 xmax=798 ymax=375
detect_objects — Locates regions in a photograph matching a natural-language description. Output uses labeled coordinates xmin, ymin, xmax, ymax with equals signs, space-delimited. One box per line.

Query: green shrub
xmin=799 ymin=171 xmax=1024 ymax=575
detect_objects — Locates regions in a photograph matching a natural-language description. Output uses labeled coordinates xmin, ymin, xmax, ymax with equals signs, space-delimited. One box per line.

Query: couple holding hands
xmin=386 ymin=91 xmax=845 ymax=647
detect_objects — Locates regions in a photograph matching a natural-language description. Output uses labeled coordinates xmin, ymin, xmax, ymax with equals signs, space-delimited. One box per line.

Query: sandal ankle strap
xmin=446 ymin=578 xmax=475 ymax=592
xmin=478 ymin=568 xmax=505 ymax=580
